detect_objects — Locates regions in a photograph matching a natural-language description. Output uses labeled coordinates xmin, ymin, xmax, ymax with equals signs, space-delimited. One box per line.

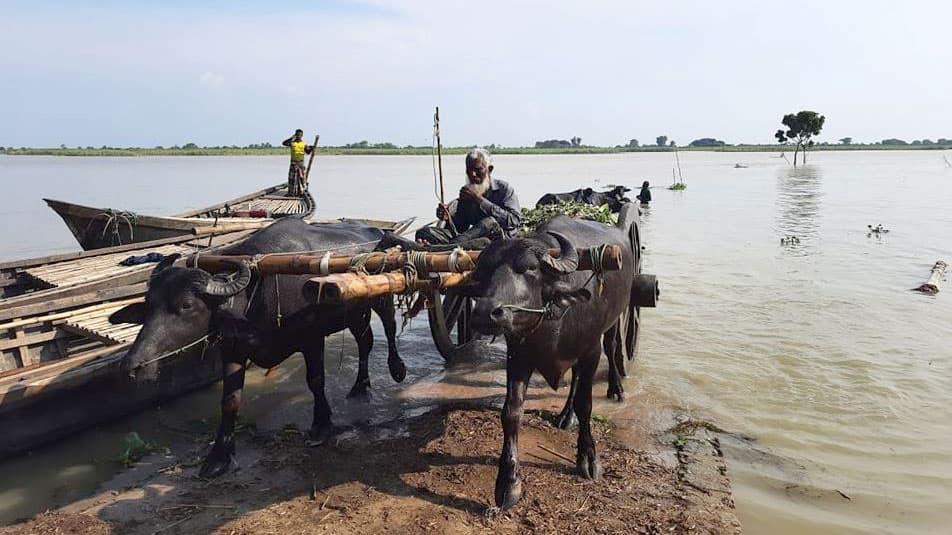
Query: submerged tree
xmin=775 ymin=110 xmax=825 ymax=166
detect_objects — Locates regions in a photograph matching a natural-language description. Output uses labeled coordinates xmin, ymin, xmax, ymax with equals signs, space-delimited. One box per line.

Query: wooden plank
xmin=9 ymin=323 xmax=34 ymax=366
xmin=0 ymin=271 xmax=150 ymax=310
xmin=0 ymin=329 xmax=61 ymax=352
xmin=0 ymin=343 xmax=122 ymax=382
xmin=0 ymin=234 xmax=207 ymax=271
xmin=0 ymin=283 xmax=147 ymax=323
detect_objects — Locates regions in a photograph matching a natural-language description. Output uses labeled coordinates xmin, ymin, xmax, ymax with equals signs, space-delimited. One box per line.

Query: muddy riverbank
xmin=4 ymin=400 xmax=739 ymax=534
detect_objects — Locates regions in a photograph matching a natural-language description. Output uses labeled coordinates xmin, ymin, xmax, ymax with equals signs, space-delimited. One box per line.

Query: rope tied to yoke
xmin=499 ymin=242 xmax=614 ymax=341
xmin=587 ymin=243 xmax=610 ymax=296
xmin=133 ymin=333 xmax=216 ymax=369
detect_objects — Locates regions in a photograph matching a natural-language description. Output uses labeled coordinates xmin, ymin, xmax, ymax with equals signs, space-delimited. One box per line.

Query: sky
xmin=2 ymin=0 xmax=951 ymax=148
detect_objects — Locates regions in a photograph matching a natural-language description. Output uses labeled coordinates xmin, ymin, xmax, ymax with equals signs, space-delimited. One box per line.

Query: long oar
xmin=303 ymin=134 xmax=320 ymax=192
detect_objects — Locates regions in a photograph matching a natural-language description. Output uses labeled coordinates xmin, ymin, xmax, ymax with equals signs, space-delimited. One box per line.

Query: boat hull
xmin=0 ymin=343 xmax=221 ymax=458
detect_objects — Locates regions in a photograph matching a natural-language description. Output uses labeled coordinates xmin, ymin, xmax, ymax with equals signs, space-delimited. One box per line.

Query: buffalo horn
xmin=202 ymin=259 xmax=252 ymax=297
xmin=540 ymin=232 xmax=578 ymax=275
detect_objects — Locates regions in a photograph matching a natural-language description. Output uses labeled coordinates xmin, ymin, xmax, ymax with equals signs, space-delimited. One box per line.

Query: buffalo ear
xmin=547 ymin=280 xmax=592 ymax=309
xmin=109 ymin=302 xmax=147 ymax=325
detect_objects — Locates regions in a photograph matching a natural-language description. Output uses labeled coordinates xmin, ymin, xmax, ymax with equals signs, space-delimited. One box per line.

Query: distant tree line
xmin=535 ymin=137 xmax=583 ymax=148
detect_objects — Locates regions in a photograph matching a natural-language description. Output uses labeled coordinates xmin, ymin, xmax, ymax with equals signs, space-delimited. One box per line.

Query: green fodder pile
xmin=519 ymin=201 xmax=617 ymax=235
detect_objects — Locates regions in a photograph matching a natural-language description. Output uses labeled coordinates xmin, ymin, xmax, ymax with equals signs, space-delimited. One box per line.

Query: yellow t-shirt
xmin=290 ymin=140 xmax=307 ymax=162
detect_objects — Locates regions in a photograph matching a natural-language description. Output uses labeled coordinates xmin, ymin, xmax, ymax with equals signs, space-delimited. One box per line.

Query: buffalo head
xmin=470 ymin=232 xmax=591 ymax=338
xmin=109 ymin=254 xmax=251 ymax=381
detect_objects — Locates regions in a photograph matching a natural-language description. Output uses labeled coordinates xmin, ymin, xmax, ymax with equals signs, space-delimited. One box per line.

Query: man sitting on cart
xmin=415 ymin=147 xmax=521 ymax=249
xmin=282 ymin=129 xmax=314 ymax=196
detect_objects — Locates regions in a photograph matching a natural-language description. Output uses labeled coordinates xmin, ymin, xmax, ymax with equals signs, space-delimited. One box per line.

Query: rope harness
xmin=499 ymin=243 xmax=614 ymax=342
xmin=133 ymin=333 xmax=216 ymax=369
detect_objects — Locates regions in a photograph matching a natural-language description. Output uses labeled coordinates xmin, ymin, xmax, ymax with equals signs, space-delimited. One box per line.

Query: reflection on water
xmin=775 ymin=165 xmax=823 ymax=255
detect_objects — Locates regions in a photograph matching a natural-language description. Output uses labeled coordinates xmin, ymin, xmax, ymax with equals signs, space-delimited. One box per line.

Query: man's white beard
xmin=468 ymin=177 xmax=490 ymax=196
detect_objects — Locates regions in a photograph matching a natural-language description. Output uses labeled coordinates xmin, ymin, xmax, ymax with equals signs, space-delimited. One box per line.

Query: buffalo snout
xmin=472 ymin=298 xmax=512 ymax=336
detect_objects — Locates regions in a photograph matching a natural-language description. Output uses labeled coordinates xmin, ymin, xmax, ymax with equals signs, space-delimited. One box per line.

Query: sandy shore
xmin=3 ymin=396 xmax=740 ymax=534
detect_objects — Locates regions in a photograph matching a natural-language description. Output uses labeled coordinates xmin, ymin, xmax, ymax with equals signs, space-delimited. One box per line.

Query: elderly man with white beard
xmin=414 ymin=147 xmax=522 ymax=248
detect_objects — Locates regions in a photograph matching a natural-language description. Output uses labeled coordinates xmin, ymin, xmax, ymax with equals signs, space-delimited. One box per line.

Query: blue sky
xmin=2 ymin=0 xmax=950 ymax=147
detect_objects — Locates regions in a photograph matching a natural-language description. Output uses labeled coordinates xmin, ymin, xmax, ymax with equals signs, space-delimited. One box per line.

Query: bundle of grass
xmin=519 ymin=200 xmax=617 ymax=235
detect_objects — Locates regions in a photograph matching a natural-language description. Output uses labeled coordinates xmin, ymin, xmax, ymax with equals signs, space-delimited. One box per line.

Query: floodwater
xmin=1 ymin=151 xmax=951 ymax=534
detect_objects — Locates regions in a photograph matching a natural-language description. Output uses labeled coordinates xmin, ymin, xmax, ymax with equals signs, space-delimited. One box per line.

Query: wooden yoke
xmin=302 ymin=271 xmax=472 ymax=304
xmin=299 ymin=243 xmax=625 ymax=304
xmin=194 ymin=244 xmax=622 ymax=276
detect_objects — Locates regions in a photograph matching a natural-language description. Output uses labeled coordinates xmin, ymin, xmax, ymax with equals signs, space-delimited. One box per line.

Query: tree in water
xmin=774 ymin=111 xmax=825 ymax=166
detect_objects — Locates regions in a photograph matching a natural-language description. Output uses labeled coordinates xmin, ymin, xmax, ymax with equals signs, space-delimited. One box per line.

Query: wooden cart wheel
xmin=616 ymin=220 xmax=644 ymax=376
xmin=427 ymin=286 xmax=478 ymax=363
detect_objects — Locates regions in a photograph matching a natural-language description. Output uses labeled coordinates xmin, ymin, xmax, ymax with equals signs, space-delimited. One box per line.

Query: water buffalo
xmin=108 ymin=217 xmax=407 ymax=478
xmin=469 ymin=205 xmax=638 ymax=509
xmin=536 ymin=185 xmax=631 ymax=212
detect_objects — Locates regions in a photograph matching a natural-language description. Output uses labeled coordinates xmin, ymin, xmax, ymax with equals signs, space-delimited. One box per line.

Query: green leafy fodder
xmin=118 ymin=432 xmax=162 ymax=467
xmin=519 ymin=200 xmax=617 ymax=235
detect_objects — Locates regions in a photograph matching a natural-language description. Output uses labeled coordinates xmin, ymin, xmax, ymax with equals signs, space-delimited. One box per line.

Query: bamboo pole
xmin=192 ymin=221 xmax=271 ymax=236
xmin=304 ymin=134 xmax=320 ymax=190
xmin=195 ymin=244 xmax=623 ymax=276
xmin=913 ymin=260 xmax=947 ymax=294
xmin=303 ymin=271 xmax=473 ymax=304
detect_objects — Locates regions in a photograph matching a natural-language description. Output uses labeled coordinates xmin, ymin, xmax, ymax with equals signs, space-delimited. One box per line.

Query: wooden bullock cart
xmin=196 ymin=211 xmax=659 ymax=369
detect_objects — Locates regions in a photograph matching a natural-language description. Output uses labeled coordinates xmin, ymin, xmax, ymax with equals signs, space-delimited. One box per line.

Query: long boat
xmin=0 ymin=216 xmax=414 ymax=457
xmin=45 ymin=183 xmax=320 ymax=250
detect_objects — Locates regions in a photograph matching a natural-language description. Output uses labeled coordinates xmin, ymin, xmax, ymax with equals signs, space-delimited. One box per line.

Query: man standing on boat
xmin=414 ymin=147 xmax=521 ymax=248
xmin=282 ymin=129 xmax=313 ymax=196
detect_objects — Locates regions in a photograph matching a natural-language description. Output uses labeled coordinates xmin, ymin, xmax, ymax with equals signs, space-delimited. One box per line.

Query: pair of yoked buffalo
xmin=110 ymin=202 xmax=652 ymax=509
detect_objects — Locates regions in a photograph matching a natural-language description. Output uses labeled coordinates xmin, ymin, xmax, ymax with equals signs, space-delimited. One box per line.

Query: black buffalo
xmin=536 ymin=185 xmax=631 ymax=212
xmin=108 ymin=217 xmax=407 ymax=478
xmin=469 ymin=204 xmax=638 ymax=509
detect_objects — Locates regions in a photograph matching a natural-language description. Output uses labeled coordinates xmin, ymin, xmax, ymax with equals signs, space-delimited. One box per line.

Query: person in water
xmin=281 ymin=129 xmax=314 ymax=196
xmin=636 ymin=180 xmax=651 ymax=204
xmin=414 ymin=147 xmax=521 ymax=248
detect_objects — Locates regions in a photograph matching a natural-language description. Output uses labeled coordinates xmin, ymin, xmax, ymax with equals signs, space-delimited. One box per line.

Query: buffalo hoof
xmin=199 ymin=447 xmax=238 ymax=479
xmin=346 ymin=379 xmax=371 ymax=400
xmin=607 ymin=385 xmax=625 ymax=402
xmin=307 ymin=422 xmax=336 ymax=446
xmin=494 ymin=477 xmax=523 ymax=510
xmin=577 ymin=451 xmax=603 ymax=480
xmin=388 ymin=356 xmax=407 ymax=383
xmin=556 ymin=407 xmax=577 ymax=430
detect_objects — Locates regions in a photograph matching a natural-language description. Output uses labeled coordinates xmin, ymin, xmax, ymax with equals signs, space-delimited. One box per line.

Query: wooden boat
xmin=45 ymin=183 xmax=315 ymax=250
xmin=0 ymin=216 xmax=414 ymax=457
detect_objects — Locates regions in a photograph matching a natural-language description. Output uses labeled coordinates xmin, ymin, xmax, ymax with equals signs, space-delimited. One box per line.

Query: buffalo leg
xmin=304 ymin=337 xmax=335 ymax=443
xmin=556 ymin=366 xmax=579 ymax=429
xmin=575 ymin=350 xmax=603 ymax=480
xmin=200 ymin=359 xmax=247 ymax=478
xmin=372 ymin=297 xmax=407 ymax=383
xmin=346 ymin=309 xmax=373 ymax=399
xmin=605 ymin=322 xmax=624 ymax=402
xmin=495 ymin=353 xmax=531 ymax=509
